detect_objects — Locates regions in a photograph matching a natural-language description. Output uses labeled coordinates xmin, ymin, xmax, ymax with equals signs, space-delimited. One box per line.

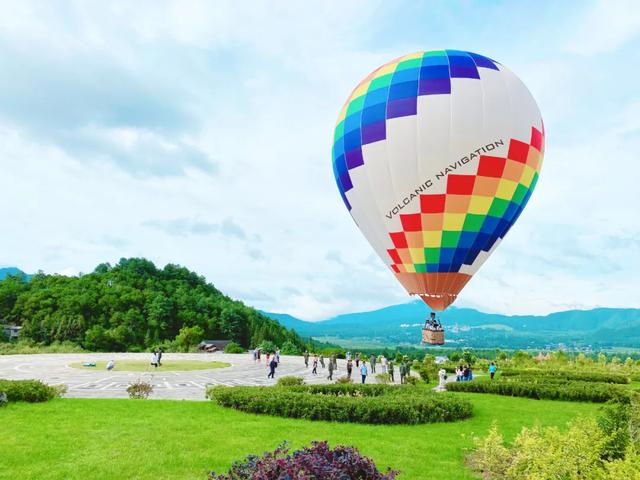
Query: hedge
xmin=446 ymin=378 xmax=631 ymax=403
xmin=0 ymin=379 xmax=59 ymax=403
xmin=207 ymin=384 xmax=473 ymax=425
xmin=498 ymin=369 xmax=630 ymax=384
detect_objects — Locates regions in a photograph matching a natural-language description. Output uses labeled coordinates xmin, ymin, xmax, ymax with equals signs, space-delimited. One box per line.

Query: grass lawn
xmin=0 ymin=394 xmax=599 ymax=480
xmin=68 ymin=360 xmax=231 ymax=372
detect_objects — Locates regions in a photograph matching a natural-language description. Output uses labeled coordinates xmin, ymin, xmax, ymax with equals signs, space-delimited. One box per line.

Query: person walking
xmin=257 ymin=349 xmax=261 ymax=363
xmin=312 ymin=355 xmax=318 ymax=375
xmin=404 ymin=359 xmax=412 ymax=381
xmin=266 ymin=352 xmax=271 ymax=365
xmin=327 ymin=358 xmax=335 ymax=381
xmin=157 ymin=348 xmax=163 ymax=366
xmin=106 ymin=360 xmax=115 ymax=371
xmin=252 ymin=349 xmax=257 ymax=362
xmin=303 ymin=351 xmax=309 ymax=368
xmin=330 ymin=353 xmax=337 ymax=372
xmin=369 ymin=354 xmax=376 ymax=373
xmin=150 ymin=352 xmax=159 ymax=368
xmin=380 ymin=355 xmax=387 ymax=374
xmin=355 ymin=353 xmax=361 ymax=368
xmin=489 ymin=362 xmax=497 ymax=380
xmin=399 ymin=361 xmax=406 ymax=384
xmin=267 ymin=356 xmax=277 ymax=379
xmin=319 ymin=353 xmax=325 ymax=369
xmin=346 ymin=359 xmax=353 ymax=378
xmin=275 ymin=349 xmax=281 ymax=364
xmin=360 ymin=362 xmax=368 ymax=384
xmin=388 ymin=361 xmax=395 ymax=382
xmin=346 ymin=351 xmax=352 ymax=361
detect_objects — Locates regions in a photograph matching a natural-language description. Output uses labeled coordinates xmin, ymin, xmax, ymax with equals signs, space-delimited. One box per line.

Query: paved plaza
xmin=0 ymin=352 xmax=398 ymax=400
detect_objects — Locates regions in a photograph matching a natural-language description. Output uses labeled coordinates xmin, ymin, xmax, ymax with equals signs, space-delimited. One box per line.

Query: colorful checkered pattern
xmin=332 ymin=50 xmax=500 ymax=210
xmin=387 ymin=127 xmax=544 ymax=274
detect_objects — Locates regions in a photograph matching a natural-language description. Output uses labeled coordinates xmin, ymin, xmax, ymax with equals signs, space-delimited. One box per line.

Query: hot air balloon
xmin=332 ymin=50 xmax=544 ymax=344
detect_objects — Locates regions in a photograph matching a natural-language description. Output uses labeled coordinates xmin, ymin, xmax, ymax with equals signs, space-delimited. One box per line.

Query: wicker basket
xmin=422 ymin=329 xmax=445 ymax=345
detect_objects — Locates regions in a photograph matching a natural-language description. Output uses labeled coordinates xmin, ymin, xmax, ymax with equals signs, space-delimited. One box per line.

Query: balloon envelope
xmin=332 ymin=50 xmax=544 ymax=311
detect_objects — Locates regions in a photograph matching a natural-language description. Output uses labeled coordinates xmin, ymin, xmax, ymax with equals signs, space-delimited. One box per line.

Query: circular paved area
xmin=0 ymin=353 xmax=402 ymax=400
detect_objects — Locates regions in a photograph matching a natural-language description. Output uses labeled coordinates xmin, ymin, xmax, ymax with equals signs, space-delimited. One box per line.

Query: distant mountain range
xmin=0 ymin=267 xmax=31 ymax=281
xmin=263 ymin=301 xmax=640 ymax=350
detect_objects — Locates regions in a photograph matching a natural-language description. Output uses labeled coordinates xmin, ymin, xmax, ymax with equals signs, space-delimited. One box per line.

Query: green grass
xmin=0 ymin=394 xmax=599 ymax=480
xmin=68 ymin=360 xmax=230 ymax=372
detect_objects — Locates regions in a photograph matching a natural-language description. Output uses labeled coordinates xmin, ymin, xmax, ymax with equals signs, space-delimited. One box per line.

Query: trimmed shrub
xmin=223 ymin=342 xmax=245 ymax=354
xmin=207 ymin=384 xmax=473 ymax=425
xmin=405 ymin=375 xmax=420 ymax=385
xmin=336 ymin=376 xmax=353 ymax=384
xmin=499 ymin=369 xmax=630 ymax=384
xmin=0 ymin=379 xmax=59 ymax=402
xmin=446 ymin=378 xmax=630 ymax=403
xmin=375 ymin=373 xmax=391 ymax=384
xmin=127 ymin=379 xmax=153 ymax=399
xmin=276 ymin=375 xmax=304 ymax=387
xmin=209 ymin=441 xmax=398 ymax=479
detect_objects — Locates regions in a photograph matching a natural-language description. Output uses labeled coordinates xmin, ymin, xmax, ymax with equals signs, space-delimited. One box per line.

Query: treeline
xmin=0 ymin=258 xmax=308 ymax=352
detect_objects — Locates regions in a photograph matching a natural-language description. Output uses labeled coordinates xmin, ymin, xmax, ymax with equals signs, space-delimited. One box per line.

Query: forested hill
xmin=0 ymin=258 xmax=307 ymax=352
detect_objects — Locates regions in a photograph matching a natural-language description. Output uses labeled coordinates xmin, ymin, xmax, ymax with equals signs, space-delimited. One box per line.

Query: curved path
xmin=0 ymin=353 xmax=398 ymax=400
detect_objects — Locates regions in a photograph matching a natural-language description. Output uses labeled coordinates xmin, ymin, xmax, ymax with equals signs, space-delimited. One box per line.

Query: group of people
xmin=302 ymin=351 xmax=415 ymax=385
xmin=252 ymin=348 xmax=282 ymax=378
xmin=424 ymin=317 xmax=444 ymax=332
xmin=454 ymin=364 xmax=473 ymax=381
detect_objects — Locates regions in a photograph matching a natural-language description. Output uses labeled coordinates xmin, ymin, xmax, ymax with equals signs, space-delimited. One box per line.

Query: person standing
xmin=157 ymin=348 xmax=163 ymax=366
xmin=489 ymin=362 xmax=497 ymax=380
xmin=312 ymin=355 xmax=318 ymax=375
xmin=106 ymin=360 xmax=115 ymax=371
xmin=257 ymin=349 xmax=261 ymax=363
xmin=388 ymin=361 xmax=395 ymax=383
xmin=275 ymin=349 xmax=281 ymax=364
xmin=327 ymin=358 xmax=335 ymax=381
xmin=404 ymin=359 xmax=412 ymax=382
xmin=303 ymin=350 xmax=310 ymax=368
xmin=399 ymin=362 xmax=406 ymax=384
xmin=330 ymin=353 xmax=337 ymax=372
xmin=355 ymin=353 xmax=361 ymax=368
xmin=360 ymin=362 xmax=368 ymax=384
xmin=370 ymin=354 xmax=376 ymax=374
xmin=380 ymin=355 xmax=387 ymax=374
xmin=346 ymin=359 xmax=353 ymax=378
xmin=346 ymin=351 xmax=352 ymax=361
xmin=319 ymin=354 xmax=325 ymax=369
xmin=150 ymin=352 xmax=159 ymax=368
xmin=267 ymin=356 xmax=277 ymax=378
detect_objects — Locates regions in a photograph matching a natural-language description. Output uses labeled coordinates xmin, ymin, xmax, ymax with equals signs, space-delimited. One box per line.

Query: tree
xmin=280 ymin=340 xmax=301 ymax=355
xmin=175 ymin=325 xmax=204 ymax=351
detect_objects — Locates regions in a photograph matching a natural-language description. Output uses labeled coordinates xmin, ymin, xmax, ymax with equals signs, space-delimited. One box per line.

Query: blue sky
xmin=1 ymin=1 xmax=639 ymax=319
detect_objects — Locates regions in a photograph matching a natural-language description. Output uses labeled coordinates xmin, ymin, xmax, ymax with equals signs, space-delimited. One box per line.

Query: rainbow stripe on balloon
xmin=332 ymin=49 xmax=501 ymax=211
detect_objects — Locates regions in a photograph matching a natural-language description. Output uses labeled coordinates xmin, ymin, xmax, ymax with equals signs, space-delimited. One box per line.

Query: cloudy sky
xmin=1 ymin=1 xmax=639 ymax=320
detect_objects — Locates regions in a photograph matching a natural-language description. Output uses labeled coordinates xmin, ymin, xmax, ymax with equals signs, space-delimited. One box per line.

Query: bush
xmin=375 ymin=373 xmax=391 ymax=384
xmin=258 ymin=340 xmax=277 ymax=354
xmin=336 ymin=376 xmax=353 ymax=384
xmin=208 ymin=441 xmax=398 ymax=479
xmin=127 ymin=379 xmax=153 ymax=399
xmin=499 ymin=368 xmax=630 ymax=384
xmin=446 ymin=378 xmax=631 ymax=403
xmin=207 ymin=384 xmax=473 ymax=425
xmin=276 ymin=375 xmax=305 ymax=387
xmin=0 ymin=379 xmax=59 ymax=402
xmin=280 ymin=340 xmax=301 ymax=355
xmin=223 ymin=342 xmax=245 ymax=354
xmin=405 ymin=375 xmax=420 ymax=385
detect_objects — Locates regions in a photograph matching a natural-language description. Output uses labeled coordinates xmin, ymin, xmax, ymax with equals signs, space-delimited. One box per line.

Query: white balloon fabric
xmin=332 ymin=50 xmax=544 ymax=310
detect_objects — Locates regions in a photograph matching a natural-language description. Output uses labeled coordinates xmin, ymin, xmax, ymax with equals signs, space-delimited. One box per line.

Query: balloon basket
xmin=422 ymin=328 xmax=445 ymax=345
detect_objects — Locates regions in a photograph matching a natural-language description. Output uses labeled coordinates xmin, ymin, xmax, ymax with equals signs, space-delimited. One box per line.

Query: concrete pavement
xmin=0 ymin=352 xmax=397 ymax=400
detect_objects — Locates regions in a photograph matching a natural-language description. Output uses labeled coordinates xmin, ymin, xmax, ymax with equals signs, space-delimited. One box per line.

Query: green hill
xmin=0 ymin=258 xmax=306 ymax=352
xmin=264 ymin=301 xmax=640 ymax=350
